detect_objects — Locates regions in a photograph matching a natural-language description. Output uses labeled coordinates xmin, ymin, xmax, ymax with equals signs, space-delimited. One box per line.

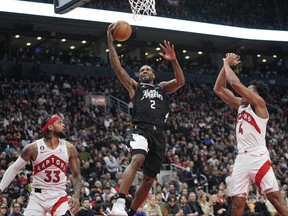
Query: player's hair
xmin=139 ymin=65 xmax=155 ymax=73
xmin=81 ymin=197 xmax=90 ymax=203
xmin=41 ymin=114 xmax=54 ymax=138
xmin=250 ymin=80 xmax=269 ymax=101
xmin=12 ymin=202 xmax=21 ymax=208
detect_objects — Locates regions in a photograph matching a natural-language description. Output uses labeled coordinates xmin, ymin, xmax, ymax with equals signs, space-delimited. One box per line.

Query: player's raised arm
xmin=159 ymin=40 xmax=185 ymax=94
xmin=107 ymin=23 xmax=138 ymax=99
xmin=224 ymin=53 xmax=266 ymax=109
xmin=213 ymin=54 xmax=242 ymax=109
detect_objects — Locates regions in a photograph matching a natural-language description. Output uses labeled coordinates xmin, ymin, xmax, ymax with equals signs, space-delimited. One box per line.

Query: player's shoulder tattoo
xmin=21 ymin=142 xmax=38 ymax=161
xmin=66 ymin=141 xmax=78 ymax=158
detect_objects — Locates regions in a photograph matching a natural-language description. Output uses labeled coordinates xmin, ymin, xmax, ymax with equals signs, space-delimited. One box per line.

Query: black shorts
xmin=129 ymin=124 xmax=165 ymax=178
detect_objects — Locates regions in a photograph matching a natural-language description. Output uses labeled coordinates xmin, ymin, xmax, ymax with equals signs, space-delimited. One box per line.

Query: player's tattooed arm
xmin=20 ymin=142 xmax=38 ymax=161
xmin=67 ymin=142 xmax=82 ymax=196
xmin=67 ymin=142 xmax=82 ymax=214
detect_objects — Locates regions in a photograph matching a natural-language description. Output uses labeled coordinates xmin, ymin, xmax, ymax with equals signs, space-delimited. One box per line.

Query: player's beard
xmin=139 ymin=76 xmax=153 ymax=83
xmin=54 ymin=130 xmax=67 ymax=139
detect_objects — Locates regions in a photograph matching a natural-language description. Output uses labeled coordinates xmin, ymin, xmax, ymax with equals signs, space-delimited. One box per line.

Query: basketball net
xmin=128 ymin=0 xmax=157 ymax=20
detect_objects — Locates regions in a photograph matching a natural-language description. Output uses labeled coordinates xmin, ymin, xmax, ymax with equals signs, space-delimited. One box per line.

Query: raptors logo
xmin=33 ymin=154 xmax=67 ymax=175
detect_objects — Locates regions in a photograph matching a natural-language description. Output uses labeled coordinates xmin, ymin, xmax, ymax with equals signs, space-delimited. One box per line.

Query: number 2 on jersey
xmin=150 ymin=100 xmax=155 ymax=109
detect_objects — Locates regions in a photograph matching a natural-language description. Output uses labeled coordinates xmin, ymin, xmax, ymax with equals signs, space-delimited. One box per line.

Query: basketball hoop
xmin=128 ymin=0 xmax=157 ymax=20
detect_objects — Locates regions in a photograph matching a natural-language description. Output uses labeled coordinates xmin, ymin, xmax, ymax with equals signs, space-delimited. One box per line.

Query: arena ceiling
xmin=0 ymin=11 xmax=287 ymax=62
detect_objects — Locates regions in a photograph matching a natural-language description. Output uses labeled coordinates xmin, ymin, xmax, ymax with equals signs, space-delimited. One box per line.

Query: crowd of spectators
xmin=24 ymin=0 xmax=288 ymax=30
xmin=3 ymin=0 xmax=288 ymax=81
xmin=0 ymin=56 xmax=288 ymax=215
xmin=2 ymin=45 xmax=287 ymax=80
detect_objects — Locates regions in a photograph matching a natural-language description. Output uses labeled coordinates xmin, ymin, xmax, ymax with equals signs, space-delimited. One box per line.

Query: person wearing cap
xmin=0 ymin=114 xmax=82 ymax=216
xmin=0 ymin=204 xmax=7 ymax=216
xmin=196 ymin=186 xmax=205 ymax=198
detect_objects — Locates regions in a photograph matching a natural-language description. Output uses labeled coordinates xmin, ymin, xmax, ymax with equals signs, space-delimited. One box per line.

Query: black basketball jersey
xmin=131 ymin=83 xmax=170 ymax=128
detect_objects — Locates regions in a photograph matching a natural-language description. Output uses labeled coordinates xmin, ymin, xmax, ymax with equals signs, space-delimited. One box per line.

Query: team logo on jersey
xmin=33 ymin=154 xmax=67 ymax=174
xmin=236 ymin=110 xmax=261 ymax=134
xmin=141 ymin=89 xmax=163 ymax=101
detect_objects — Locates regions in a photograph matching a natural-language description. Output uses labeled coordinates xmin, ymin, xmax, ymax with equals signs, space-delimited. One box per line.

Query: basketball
xmin=112 ymin=20 xmax=132 ymax=42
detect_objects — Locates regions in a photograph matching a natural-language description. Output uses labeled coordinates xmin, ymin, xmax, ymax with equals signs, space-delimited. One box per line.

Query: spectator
xmin=155 ymin=191 xmax=166 ymax=207
xmin=101 ymin=172 xmax=117 ymax=188
xmin=81 ymin=161 xmax=94 ymax=180
xmin=77 ymin=197 xmax=95 ymax=216
xmin=104 ymin=154 xmax=119 ymax=180
xmin=213 ymin=190 xmax=228 ymax=216
xmin=165 ymin=183 xmax=180 ymax=201
xmin=254 ymin=195 xmax=271 ymax=216
xmin=206 ymin=194 xmax=218 ymax=216
xmin=142 ymin=195 xmax=162 ymax=216
xmin=178 ymin=195 xmax=193 ymax=215
xmin=101 ymin=186 xmax=115 ymax=203
xmin=187 ymin=192 xmax=204 ymax=215
xmin=114 ymin=179 xmax=122 ymax=193
xmin=8 ymin=202 xmax=23 ymax=216
xmin=161 ymin=195 xmax=183 ymax=216
xmin=94 ymin=161 xmax=107 ymax=181
xmin=0 ymin=204 xmax=8 ymax=216
xmin=198 ymin=193 xmax=210 ymax=216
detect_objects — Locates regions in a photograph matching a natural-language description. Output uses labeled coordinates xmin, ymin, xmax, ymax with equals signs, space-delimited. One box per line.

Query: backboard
xmin=54 ymin=0 xmax=89 ymax=14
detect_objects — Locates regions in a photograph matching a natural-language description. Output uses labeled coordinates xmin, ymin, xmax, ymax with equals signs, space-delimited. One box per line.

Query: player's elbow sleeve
xmin=12 ymin=157 xmax=27 ymax=170
xmin=0 ymin=157 xmax=27 ymax=191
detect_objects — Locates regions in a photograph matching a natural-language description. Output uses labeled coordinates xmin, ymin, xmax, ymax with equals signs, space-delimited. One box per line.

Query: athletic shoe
xmin=110 ymin=198 xmax=128 ymax=216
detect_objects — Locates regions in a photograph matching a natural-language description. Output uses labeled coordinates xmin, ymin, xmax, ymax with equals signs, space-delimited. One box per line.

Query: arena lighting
xmin=2 ymin=0 xmax=288 ymax=42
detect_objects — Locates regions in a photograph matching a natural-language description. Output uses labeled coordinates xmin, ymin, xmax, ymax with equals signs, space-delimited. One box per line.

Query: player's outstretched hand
xmin=69 ymin=196 xmax=80 ymax=215
xmin=107 ymin=23 xmax=115 ymax=42
xmin=159 ymin=40 xmax=176 ymax=61
xmin=224 ymin=53 xmax=241 ymax=66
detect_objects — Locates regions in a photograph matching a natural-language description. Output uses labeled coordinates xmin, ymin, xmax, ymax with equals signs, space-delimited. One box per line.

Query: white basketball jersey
xmin=32 ymin=138 xmax=69 ymax=191
xmin=236 ymin=104 xmax=268 ymax=152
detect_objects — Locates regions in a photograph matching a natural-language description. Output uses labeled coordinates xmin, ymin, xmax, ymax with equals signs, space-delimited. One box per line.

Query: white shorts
xmin=24 ymin=189 xmax=71 ymax=216
xmin=230 ymin=148 xmax=279 ymax=198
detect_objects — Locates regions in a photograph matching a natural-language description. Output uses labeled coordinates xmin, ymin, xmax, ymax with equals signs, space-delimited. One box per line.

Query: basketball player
xmin=0 ymin=114 xmax=82 ymax=216
xmin=213 ymin=53 xmax=288 ymax=216
xmin=107 ymin=23 xmax=185 ymax=216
